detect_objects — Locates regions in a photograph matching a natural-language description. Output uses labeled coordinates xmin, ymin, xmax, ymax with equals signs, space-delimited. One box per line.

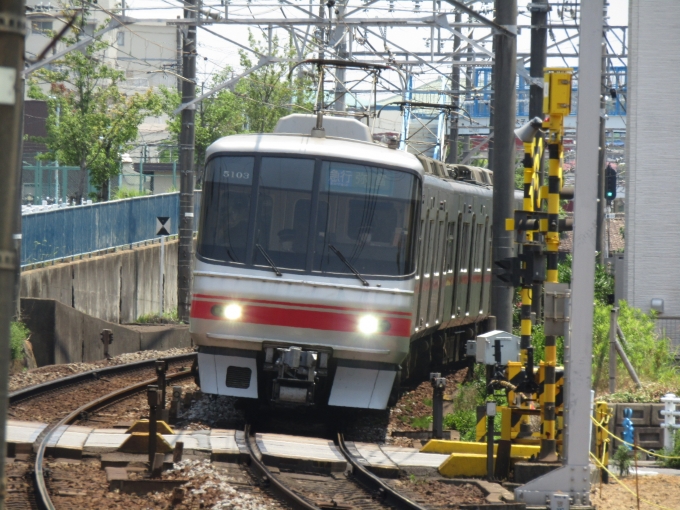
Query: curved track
xmin=8 ymin=353 xmax=196 ymax=510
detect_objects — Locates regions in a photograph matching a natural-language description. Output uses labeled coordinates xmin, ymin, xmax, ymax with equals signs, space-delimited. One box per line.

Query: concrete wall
xmin=21 ymin=240 xmax=179 ymax=324
xmin=21 ymin=298 xmax=190 ymax=366
xmin=625 ymin=1 xmax=680 ymax=316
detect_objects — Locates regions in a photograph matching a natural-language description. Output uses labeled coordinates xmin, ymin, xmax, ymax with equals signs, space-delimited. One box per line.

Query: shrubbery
xmin=10 ymin=322 xmax=28 ymax=361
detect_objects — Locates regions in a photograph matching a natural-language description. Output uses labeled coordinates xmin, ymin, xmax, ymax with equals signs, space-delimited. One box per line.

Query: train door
xmin=437 ymin=213 xmax=455 ymax=325
xmin=454 ymin=216 xmax=470 ymax=322
xmin=427 ymin=212 xmax=446 ymax=327
xmin=415 ymin=208 xmax=433 ymax=331
xmin=422 ymin=205 xmax=438 ymax=328
xmin=480 ymin=216 xmax=492 ymax=315
xmin=467 ymin=213 xmax=485 ymax=323
xmin=442 ymin=215 xmax=460 ymax=323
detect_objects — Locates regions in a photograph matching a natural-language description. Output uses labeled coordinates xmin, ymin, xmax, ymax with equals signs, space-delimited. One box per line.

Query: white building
xmin=625 ymin=0 xmax=680 ymax=342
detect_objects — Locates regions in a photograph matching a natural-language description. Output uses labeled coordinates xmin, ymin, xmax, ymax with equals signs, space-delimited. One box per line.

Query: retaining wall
xmin=20 ymin=239 xmax=179 ymax=323
xmin=21 ymin=298 xmax=191 ymax=366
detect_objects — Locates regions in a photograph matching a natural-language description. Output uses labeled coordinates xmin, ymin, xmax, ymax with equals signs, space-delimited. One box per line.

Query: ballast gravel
xmin=9 ymin=347 xmax=194 ymax=392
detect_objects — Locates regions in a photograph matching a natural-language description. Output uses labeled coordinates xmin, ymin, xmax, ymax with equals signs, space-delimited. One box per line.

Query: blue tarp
xmin=22 ymin=192 xmax=201 ymax=265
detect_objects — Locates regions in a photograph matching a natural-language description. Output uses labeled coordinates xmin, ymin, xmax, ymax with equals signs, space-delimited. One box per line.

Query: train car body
xmin=190 ymin=114 xmax=518 ymax=409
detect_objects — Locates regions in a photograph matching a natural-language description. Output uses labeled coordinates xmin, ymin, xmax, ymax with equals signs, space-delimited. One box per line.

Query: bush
xmin=10 ymin=322 xmax=28 ymax=361
xmin=613 ymin=444 xmax=633 ymax=476
xmin=113 ymin=188 xmax=151 ymax=200
xmin=593 ymin=301 xmax=677 ymax=392
xmin=136 ymin=309 xmax=181 ymax=324
xmin=442 ymin=365 xmax=504 ymax=441
xmin=663 ymin=430 xmax=680 ymax=469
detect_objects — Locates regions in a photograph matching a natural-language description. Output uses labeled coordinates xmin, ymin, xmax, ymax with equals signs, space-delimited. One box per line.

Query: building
xmin=625 ymin=0 xmax=680 ymax=344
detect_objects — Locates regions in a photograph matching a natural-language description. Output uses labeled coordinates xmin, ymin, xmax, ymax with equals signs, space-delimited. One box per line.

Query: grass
xmin=10 ymin=322 xmax=29 ymax=361
xmin=136 ymin=308 xmax=181 ymax=324
xmin=113 ymin=188 xmax=151 ymax=200
xmin=410 ymin=416 xmax=433 ymax=430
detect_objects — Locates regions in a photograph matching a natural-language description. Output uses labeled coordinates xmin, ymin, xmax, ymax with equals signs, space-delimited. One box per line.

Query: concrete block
xmin=21 ymin=299 xmax=57 ymax=366
xmin=513 ymin=461 xmax=561 ymax=484
xmin=53 ymin=301 xmax=84 ymax=364
xmin=163 ymin=241 xmax=178 ymax=314
xmin=615 ymin=403 xmax=650 ymax=426
xmin=135 ymin=243 xmax=160 ymax=319
xmin=119 ymin=249 xmax=137 ymax=324
xmin=635 ymin=427 xmax=664 ymax=450
xmin=139 ymin=325 xmax=190 ymax=351
xmin=650 ymin=404 xmax=665 ymax=426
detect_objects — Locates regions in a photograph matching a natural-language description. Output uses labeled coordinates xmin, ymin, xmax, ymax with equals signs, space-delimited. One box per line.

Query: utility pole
xmin=177 ymin=0 xmax=197 ymax=322
xmin=0 ymin=0 xmax=25 ymax=505
xmin=490 ymin=0 xmax=517 ymax=334
xmin=528 ymin=0 xmax=548 ymax=317
xmin=446 ymin=11 xmax=462 ymax=164
xmin=596 ymin=1 xmax=608 ymax=264
xmin=176 ymin=16 xmax=182 ymax=94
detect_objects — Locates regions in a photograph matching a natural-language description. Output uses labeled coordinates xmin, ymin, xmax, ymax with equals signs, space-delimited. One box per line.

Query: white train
xmin=190 ymin=114 xmax=510 ymax=410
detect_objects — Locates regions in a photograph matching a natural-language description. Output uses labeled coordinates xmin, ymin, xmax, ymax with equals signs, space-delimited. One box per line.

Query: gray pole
xmin=528 ymin=0 xmax=547 ymax=318
xmin=596 ymin=7 xmax=608 ymax=264
xmin=177 ymin=0 xmax=197 ymax=322
xmin=176 ymin=18 xmax=182 ymax=94
xmin=515 ymin=0 xmax=603 ymax=504
xmin=446 ymin=11 xmax=462 ymax=164
xmin=13 ymin=79 xmax=25 ymax=318
xmin=490 ymin=0 xmax=517 ymax=334
xmin=608 ymin=307 xmax=617 ymax=393
xmin=0 ymin=0 xmax=25 ymax=504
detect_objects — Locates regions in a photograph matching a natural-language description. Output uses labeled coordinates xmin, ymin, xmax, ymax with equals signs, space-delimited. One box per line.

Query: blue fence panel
xmin=21 ymin=191 xmax=203 ymax=266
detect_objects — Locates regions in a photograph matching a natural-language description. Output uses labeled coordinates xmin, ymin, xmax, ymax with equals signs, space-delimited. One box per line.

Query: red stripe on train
xmin=190 ymin=300 xmax=412 ymax=337
xmin=192 ymin=294 xmax=412 ymax=317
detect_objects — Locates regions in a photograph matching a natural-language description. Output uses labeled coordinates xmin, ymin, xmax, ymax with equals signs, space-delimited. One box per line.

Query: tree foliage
xmin=28 ymin=16 xmax=162 ymax=201
xmin=160 ymin=32 xmax=312 ymax=171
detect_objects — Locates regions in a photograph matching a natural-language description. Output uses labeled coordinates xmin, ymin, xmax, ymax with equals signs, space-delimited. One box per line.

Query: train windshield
xmin=198 ymin=155 xmax=420 ymax=277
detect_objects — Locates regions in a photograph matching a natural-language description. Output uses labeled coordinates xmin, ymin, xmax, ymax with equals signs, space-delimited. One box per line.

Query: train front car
xmin=190 ymin=116 xmax=422 ymax=409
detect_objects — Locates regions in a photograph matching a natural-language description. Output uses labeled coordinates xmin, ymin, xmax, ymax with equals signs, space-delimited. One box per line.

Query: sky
xmin=116 ymin=0 xmax=629 ymax=97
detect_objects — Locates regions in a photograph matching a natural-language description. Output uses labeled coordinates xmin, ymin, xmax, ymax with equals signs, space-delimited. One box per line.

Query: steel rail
xmin=336 ymin=432 xmax=428 ymax=510
xmin=244 ymin=424 xmax=321 ymax=510
xmin=9 ymin=352 xmax=196 ymax=404
xmin=32 ymin=362 xmax=194 ymax=510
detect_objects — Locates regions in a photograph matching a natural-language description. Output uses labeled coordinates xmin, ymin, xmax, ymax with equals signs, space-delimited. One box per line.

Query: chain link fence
xmin=657 ymin=317 xmax=680 ymax=354
xmin=23 ymin=148 xmax=180 ymax=204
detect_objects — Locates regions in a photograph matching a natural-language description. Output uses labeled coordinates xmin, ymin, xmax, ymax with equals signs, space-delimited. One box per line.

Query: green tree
xmin=158 ymin=68 xmax=246 ymax=170
xmin=235 ymin=33 xmax=312 ymax=133
xmin=160 ymin=34 xmax=312 ymax=174
xmin=28 ymin=16 xmax=162 ymax=201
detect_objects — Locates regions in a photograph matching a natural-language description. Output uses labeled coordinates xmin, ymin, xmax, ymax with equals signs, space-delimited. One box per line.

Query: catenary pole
xmin=0 ymin=0 xmax=25 ymax=505
xmin=515 ymin=0 xmax=603 ymax=504
xmin=177 ymin=0 xmax=197 ymax=322
xmin=490 ymin=0 xmax=517 ymax=334
xmin=446 ymin=11 xmax=462 ymax=164
xmin=528 ymin=0 xmax=547 ymax=318
xmin=596 ymin=2 xmax=608 ymax=263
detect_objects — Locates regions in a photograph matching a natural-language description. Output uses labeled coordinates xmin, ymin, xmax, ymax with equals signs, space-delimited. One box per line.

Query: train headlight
xmin=358 ymin=315 xmax=379 ymax=335
xmin=223 ymin=303 xmax=242 ymax=321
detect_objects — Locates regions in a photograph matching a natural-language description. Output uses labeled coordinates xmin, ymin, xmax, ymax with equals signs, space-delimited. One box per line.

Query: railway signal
xmin=605 ymin=164 xmax=617 ymax=202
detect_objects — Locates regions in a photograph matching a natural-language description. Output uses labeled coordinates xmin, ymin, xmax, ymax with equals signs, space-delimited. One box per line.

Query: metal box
xmin=545 ymin=282 xmax=571 ymax=336
xmin=543 ymin=69 xmax=573 ymax=115
xmin=550 ymin=493 xmax=570 ymax=510
xmin=474 ymin=330 xmax=521 ymax=365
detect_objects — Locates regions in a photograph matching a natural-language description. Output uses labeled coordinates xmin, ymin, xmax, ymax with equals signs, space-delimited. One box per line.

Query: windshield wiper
xmin=256 ymin=244 xmax=282 ymax=276
xmin=329 ymin=244 xmax=369 ymax=286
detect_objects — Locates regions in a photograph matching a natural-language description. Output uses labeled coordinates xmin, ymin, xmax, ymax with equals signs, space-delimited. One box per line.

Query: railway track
xmin=245 ymin=425 xmax=430 ymax=510
xmin=7 ymin=353 xmax=196 ymax=510
xmin=7 ymin=354 xmax=501 ymax=510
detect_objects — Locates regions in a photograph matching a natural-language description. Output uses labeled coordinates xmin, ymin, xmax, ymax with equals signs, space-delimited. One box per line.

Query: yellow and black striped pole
xmin=539 ymin=68 xmax=573 ymax=462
